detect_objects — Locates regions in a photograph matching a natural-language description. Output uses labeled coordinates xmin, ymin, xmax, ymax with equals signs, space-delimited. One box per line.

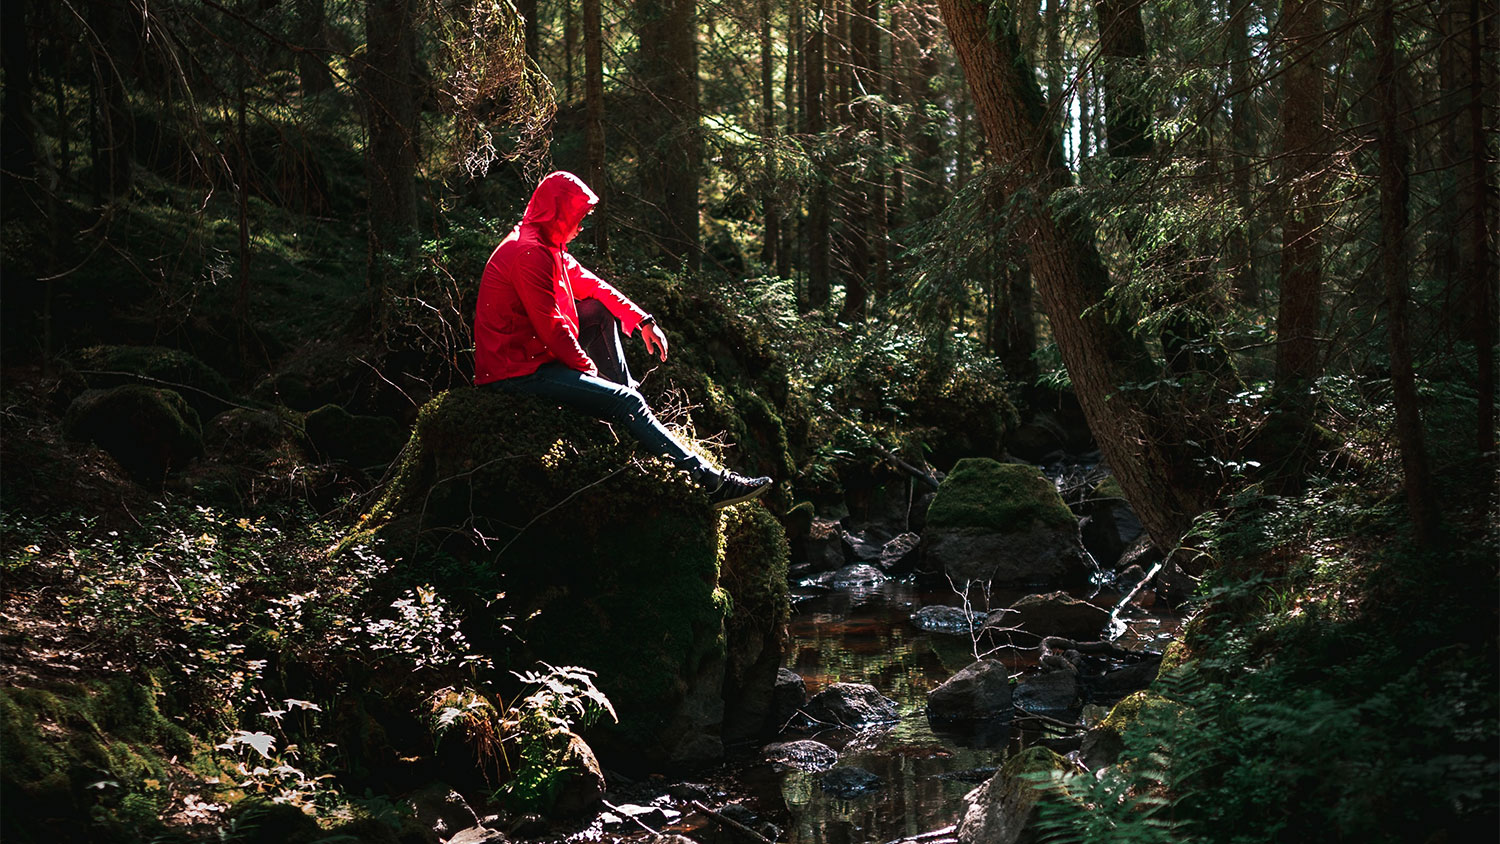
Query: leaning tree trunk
xmin=934 ymin=0 xmax=1206 ymax=549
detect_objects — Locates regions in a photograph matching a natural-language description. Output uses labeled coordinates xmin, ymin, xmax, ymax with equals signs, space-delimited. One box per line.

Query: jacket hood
xmin=521 ymin=171 xmax=598 ymax=243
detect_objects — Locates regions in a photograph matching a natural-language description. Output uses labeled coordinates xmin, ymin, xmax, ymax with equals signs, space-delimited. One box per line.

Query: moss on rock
xmin=0 ymin=676 xmax=220 ymax=843
xmin=355 ymin=387 xmax=758 ymax=766
xmin=718 ymin=502 xmax=792 ymax=741
xmin=304 ymin=403 xmax=407 ymax=469
xmin=64 ymin=385 xmax=204 ymax=488
xmin=72 ymin=345 xmax=233 ymax=423
xmin=927 ymin=459 xmax=1077 ymax=533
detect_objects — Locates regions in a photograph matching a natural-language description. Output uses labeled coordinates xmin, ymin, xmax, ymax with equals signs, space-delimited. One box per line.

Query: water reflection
xmin=767 ymin=578 xmax=1179 ymax=844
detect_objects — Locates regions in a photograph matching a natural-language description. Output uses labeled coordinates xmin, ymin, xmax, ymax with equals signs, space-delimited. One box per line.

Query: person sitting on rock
xmin=474 ymin=170 xmax=772 ymax=508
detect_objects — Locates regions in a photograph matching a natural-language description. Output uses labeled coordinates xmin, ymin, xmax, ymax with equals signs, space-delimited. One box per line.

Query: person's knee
xmin=610 ymin=386 xmax=650 ymax=421
xmin=576 ymin=298 xmax=612 ymax=326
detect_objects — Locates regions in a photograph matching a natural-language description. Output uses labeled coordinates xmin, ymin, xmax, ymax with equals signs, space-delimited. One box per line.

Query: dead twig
xmin=600 ymin=799 xmax=666 ymax=837
xmin=690 ymin=800 xmax=775 ymax=844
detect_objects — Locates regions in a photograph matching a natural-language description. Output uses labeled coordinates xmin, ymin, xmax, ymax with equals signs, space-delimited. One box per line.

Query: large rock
xmin=305 ymin=403 xmax=408 ymax=468
xmin=956 ymin=747 xmax=1071 ymax=844
xmin=349 ymin=388 xmax=789 ymax=769
xmin=986 ymin=593 xmax=1109 ymax=640
xmin=926 ymin=660 xmax=1013 ymax=725
xmin=765 ymin=739 xmax=838 ymax=772
xmin=71 ymin=344 xmax=232 ymax=423
xmin=800 ymin=683 xmax=900 ymax=729
xmin=921 ymin=459 xmax=1088 ymax=586
xmin=1080 ymin=476 xmax=1144 ymax=568
xmin=794 ymin=516 xmax=848 ymax=572
xmin=719 ymin=504 xmax=792 ymax=743
xmin=878 ymin=532 xmax=921 ymax=574
xmin=1014 ymin=665 xmax=1080 ymax=714
xmin=64 ymin=385 xmax=203 ymax=488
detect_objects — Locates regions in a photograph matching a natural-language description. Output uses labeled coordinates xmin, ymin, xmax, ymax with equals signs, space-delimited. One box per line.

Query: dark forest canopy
xmin=0 ymin=0 xmax=1496 ymax=840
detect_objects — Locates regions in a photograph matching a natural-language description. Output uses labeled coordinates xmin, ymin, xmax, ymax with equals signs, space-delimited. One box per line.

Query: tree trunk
xmin=564 ymin=0 xmax=577 ymax=102
xmin=803 ymin=0 xmax=830 ymax=310
xmin=1376 ymin=0 xmax=1437 ymax=541
xmin=295 ymin=0 xmax=335 ymax=95
xmin=1227 ymin=0 xmax=1257 ymax=305
xmin=1273 ymin=0 xmax=1326 ymax=399
xmin=1 ymin=0 xmax=38 ymax=205
xmin=88 ymin=0 xmax=135 ymax=201
xmin=521 ymin=0 xmax=539 ymax=64
xmin=1465 ymin=0 xmax=1495 ymax=454
xmin=935 ymin=0 xmax=1205 ymax=549
xmin=584 ymin=0 xmax=608 ymax=256
xmin=362 ymin=0 xmax=420 ymax=329
xmin=760 ymin=0 xmax=781 ymax=271
xmin=636 ymin=0 xmax=702 ymax=271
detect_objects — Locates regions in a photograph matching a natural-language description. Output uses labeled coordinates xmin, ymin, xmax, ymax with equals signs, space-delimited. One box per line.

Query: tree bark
xmin=584 ymin=0 xmax=608 ymax=256
xmin=1273 ymin=0 xmax=1326 ymax=398
xmin=295 ymin=0 xmax=334 ymax=95
xmin=760 ymin=0 xmax=781 ymax=271
xmin=934 ymin=0 xmax=1205 ymax=549
xmin=362 ymin=0 xmax=420 ymax=328
xmin=803 ymin=0 xmax=830 ymax=309
xmin=636 ymin=0 xmax=702 ymax=271
xmin=1465 ymin=0 xmax=1495 ymax=454
xmin=1377 ymin=0 xmax=1437 ymax=541
xmin=1227 ymin=0 xmax=1257 ymax=305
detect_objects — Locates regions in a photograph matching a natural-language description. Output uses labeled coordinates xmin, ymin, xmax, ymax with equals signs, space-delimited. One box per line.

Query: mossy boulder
xmin=71 ymin=345 xmax=233 ymax=423
xmin=354 ymin=387 xmax=788 ymax=769
xmin=0 ymin=677 xmax=220 ymax=843
xmin=956 ymin=746 xmax=1071 ymax=844
xmin=906 ymin=366 xmax=1020 ymax=469
xmin=304 ymin=403 xmax=408 ymax=469
xmin=718 ymin=503 xmax=791 ymax=742
xmin=64 ymin=385 xmax=204 ymax=488
xmin=922 ymin=458 xmax=1088 ymax=586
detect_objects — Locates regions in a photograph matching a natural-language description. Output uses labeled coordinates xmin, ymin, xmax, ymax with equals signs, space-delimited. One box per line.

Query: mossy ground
xmin=926 ymin=458 xmax=1078 ymax=533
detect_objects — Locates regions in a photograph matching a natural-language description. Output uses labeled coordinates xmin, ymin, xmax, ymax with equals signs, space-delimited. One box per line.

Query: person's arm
xmin=512 ymin=246 xmax=598 ymax=375
xmin=564 ymin=253 xmax=649 ymax=334
xmin=564 ymin=253 xmax=669 ymax=360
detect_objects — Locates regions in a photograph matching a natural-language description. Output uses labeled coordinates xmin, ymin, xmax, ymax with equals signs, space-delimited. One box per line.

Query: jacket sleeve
xmin=564 ymin=253 xmax=650 ymax=335
xmin=513 ymin=246 xmax=598 ymax=375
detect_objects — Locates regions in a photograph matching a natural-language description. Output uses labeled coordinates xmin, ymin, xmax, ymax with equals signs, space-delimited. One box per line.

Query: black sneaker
xmin=708 ymin=472 xmax=773 ymax=508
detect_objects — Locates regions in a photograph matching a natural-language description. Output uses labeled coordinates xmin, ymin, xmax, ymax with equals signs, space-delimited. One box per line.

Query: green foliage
xmin=496 ymin=666 xmax=614 ymax=812
xmin=926 ymin=458 xmax=1078 ymax=532
xmin=1037 ymin=481 xmax=1499 ymax=843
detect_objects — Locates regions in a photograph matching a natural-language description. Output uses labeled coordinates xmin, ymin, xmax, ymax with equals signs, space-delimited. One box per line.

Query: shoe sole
xmin=712 ymin=482 xmax=771 ymax=509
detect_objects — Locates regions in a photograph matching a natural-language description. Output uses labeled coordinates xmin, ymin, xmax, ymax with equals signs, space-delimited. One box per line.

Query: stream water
xmin=598 ymin=574 xmax=1181 ymax=844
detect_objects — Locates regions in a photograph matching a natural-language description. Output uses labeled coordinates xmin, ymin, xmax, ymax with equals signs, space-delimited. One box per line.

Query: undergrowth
xmin=1031 ymin=477 xmax=1499 ymax=843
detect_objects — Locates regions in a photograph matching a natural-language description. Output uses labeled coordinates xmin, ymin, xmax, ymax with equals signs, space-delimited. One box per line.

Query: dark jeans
xmin=490 ymin=301 xmax=713 ymax=480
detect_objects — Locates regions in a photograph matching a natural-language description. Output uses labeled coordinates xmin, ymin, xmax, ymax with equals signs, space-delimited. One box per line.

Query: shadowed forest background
xmin=0 ymin=0 xmax=1495 ymax=841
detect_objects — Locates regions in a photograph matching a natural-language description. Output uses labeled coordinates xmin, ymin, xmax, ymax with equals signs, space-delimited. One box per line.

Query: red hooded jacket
xmin=473 ymin=172 xmax=649 ymax=385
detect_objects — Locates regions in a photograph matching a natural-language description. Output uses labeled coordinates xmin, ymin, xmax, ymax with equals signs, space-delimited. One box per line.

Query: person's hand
xmin=641 ymin=321 xmax=669 ymax=361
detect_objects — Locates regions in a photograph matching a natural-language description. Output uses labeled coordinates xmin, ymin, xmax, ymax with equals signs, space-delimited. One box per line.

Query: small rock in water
xmin=764 ymin=738 xmax=838 ymax=771
xmin=1014 ymin=665 xmax=1081 ymax=713
xmin=447 ymin=827 xmax=507 ymax=844
xmin=665 ymin=782 xmax=713 ymax=802
xmin=773 ymin=668 xmax=809 ymax=728
xmin=601 ymin=803 xmax=671 ymax=829
xmin=879 ymin=532 xmax=921 ymax=573
xmin=828 ymin=564 xmax=888 ymax=588
xmin=987 ymin=592 xmax=1108 ymax=639
xmin=821 ymin=766 xmax=884 ymax=798
xmin=801 ymin=682 xmax=900 ymax=729
xmin=842 ymin=529 xmax=886 ymax=562
xmin=926 ymin=659 xmax=1014 ymax=724
xmin=911 ymin=605 xmax=984 ymax=634
xmin=715 ymin=802 xmax=761 ymax=827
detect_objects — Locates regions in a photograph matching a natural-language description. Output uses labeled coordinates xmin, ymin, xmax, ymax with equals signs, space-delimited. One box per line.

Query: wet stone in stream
xmin=821 ymin=767 xmax=884 ymax=798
